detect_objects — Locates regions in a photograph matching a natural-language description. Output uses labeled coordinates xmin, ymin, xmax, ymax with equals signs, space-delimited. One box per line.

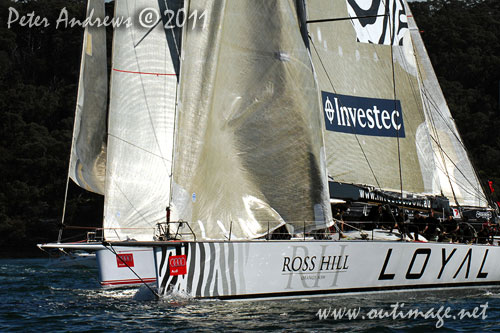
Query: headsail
xmin=408 ymin=6 xmax=488 ymax=207
xmin=69 ymin=0 xmax=108 ymax=194
xmin=104 ymin=0 xmax=181 ymax=241
xmin=171 ymin=0 xmax=332 ymax=240
xmin=407 ymin=6 xmax=488 ymax=207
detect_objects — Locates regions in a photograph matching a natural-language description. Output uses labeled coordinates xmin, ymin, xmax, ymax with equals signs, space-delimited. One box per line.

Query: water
xmin=1 ymin=258 xmax=500 ymax=332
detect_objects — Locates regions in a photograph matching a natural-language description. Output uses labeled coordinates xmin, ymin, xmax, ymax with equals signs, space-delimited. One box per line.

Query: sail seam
xmin=107 ymin=133 xmax=172 ymax=162
xmin=112 ymin=68 xmax=177 ymax=76
xmin=306 ymin=14 xmax=387 ymax=24
xmin=123 ymin=0 xmax=171 ymax=175
xmin=429 ymin=136 xmax=488 ymax=204
xmin=107 ymin=179 xmax=158 ymax=229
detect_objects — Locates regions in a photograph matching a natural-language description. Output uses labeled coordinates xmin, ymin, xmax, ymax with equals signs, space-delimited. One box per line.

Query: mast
xmin=167 ymin=0 xmax=187 ymax=215
xmin=295 ymin=0 xmax=309 ymax=49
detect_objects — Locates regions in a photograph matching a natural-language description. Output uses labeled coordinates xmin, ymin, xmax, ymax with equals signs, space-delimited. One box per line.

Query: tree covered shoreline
xmin=0 ymin=0 xmax=498 ymax=257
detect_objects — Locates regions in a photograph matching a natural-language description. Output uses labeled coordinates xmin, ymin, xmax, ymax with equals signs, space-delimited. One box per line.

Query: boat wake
xmin=128 ymin=284 xmax=196 ymax=303
xmin=158 ymin=288 xmax=195 ymax=306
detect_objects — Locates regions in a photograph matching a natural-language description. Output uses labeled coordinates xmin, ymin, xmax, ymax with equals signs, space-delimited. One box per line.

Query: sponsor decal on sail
xmin=322 ymin=91 xmax=405 ymax=138
xmin=346 ymin=0 xmax=409 ymax=46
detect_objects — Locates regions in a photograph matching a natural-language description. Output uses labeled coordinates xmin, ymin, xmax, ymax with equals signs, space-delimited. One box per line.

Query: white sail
xmin=171 ymin=0 xmax=333 ymax=240
xmin=407 ymin=5 xmax=488 ymax=207
xmin=69 ymin=0 xmax=107 ymax=194
xmin=104 ymin=0 xmax=180 ymax=241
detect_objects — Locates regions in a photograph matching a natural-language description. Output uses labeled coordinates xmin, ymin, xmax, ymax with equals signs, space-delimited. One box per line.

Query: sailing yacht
xmin=40 ymin=0 xmax=500 ymax=298
xmin=40 ymin=0 xmax=171 ymax=287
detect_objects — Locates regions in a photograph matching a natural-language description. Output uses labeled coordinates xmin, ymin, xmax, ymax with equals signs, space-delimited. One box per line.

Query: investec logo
xmin=322 ymin=91 xmax=405 ymax=138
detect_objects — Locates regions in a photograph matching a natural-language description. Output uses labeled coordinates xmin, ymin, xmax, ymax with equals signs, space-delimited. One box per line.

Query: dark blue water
xmin=1 ymin=258 xmax=500 ymax=332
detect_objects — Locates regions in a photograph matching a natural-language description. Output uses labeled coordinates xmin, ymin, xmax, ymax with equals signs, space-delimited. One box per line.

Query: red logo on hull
xmin=116 ymin=253 xmax=135 ymax=268
xmin=169 ymin=255 xmax=187 ymax=276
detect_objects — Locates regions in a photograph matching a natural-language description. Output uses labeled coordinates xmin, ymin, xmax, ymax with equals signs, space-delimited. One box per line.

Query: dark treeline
xmin=0 ymin=0 xmax=107 ymax=256
xmin=0 ymin=0 xmax=499 ymax=256
xmin=410 ymin=0 xmax=500 ymax=189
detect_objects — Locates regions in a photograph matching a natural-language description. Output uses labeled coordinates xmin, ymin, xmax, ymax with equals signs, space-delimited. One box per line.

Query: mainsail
xmin=306 ymin=0 xmax=430 ymax=194
xmin=69 ymin=0 xmax=108 ymax=194
xmin=407 ymin=7 xmax=488 ymax=208
xmin=104 ymin=0 xmax=181 ymax=241
xmin=305 ymin=0 xmax=487 ymax=209
xmin=171 ymin=0 xmax=332 ymax=240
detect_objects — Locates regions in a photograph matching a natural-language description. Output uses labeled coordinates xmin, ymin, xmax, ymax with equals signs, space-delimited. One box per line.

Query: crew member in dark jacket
xmin=442 ymin=215 xmax=460 ymax=243
xmin=423 ymin=209 xmax=441 ymax=241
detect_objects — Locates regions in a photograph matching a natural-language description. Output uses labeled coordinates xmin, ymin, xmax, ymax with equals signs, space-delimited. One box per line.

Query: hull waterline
xmin=150 ymin=240 xmax=500 ymax=300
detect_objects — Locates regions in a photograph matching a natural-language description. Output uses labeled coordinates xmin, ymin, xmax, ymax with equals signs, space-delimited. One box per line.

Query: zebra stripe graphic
xmin=346 ymin=0 xmax=409 ymax=46
xmin=155 ymin=242 xmax=249 ymax=298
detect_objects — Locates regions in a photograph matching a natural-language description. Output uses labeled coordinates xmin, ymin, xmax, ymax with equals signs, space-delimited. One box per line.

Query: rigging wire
xmin=116 ymin=1 xmax=174 ymax=177
xmin=416 ymin=58 xmax=461 ymax=209
xmin=417 ymin=81 xmax=489 ymax=202
xmin=103 ymin=243 xmax=160 ymax=299
xmin=166 ymin=0 xmax=186 ymax=210
xmin=413 ymin=43 xmax=466 ymax=210
xmin=58 ymin=171 xmax=71 ymax=243
xmin=390 ymin=21 xmax=450 ymax=202
xmin=408 ymin=16 xmax=488 ymax=207
xmin=408 ymin=32 xmax=474 ymax=154
xmin=385 ymin=0 xmax=405 ymax=205
xmin=391 ymin=7 xmax=487 ymax=209
xmin=418 ymin=78 xmax=489 ymax=206
xmin=432 ymin=161 xmax=488 ymax=204
xmin=429 ymin=135 xmax=489 ymax=204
